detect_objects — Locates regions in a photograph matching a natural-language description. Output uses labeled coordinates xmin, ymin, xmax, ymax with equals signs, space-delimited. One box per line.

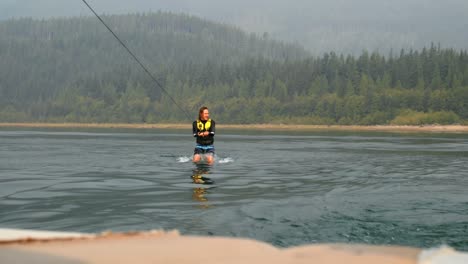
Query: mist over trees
xmin=0 ymin=13 xmax=467 ymax=125
xmin=1 ymin=0 xmax=468 ymax=55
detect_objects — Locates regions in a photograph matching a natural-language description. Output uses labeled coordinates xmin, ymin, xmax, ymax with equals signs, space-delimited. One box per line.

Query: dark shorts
xmin=194 ymin=145 xmax=215 ymax=155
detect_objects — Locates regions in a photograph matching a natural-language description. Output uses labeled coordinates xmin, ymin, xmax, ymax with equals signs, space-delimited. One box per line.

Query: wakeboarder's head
xmin=198 ymin=106 xmax=210 ymax=121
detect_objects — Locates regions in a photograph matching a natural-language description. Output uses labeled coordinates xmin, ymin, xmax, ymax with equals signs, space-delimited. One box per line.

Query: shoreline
xmin=0 ymin=122 xmax=468 ymax=133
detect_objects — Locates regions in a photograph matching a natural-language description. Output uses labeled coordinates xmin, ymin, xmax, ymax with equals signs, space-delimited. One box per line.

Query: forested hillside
xmin=1 ymin=13 xmax=467 ymax=125
xmin=2 ymin=0 xmax=468 ymax=55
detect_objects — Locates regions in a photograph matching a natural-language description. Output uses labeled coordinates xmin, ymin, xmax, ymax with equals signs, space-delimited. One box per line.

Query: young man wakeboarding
xmin=192 ymin=106 xmax=215 ymax=165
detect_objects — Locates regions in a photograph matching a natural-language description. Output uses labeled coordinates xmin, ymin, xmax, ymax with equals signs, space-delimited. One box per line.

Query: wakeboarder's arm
xmin=192 ymin=121 xmax=198 ymax=137
xmin=210 ymin=120 xmax=215 ymax=136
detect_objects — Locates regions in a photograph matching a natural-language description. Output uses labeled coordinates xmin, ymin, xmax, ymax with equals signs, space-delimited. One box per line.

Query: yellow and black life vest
xmin=196 ymin=119 xmax=211 ymax=131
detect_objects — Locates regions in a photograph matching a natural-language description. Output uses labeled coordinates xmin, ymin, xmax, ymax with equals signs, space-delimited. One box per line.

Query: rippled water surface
xmin=1 ymin=128 xmax=467 ymax=250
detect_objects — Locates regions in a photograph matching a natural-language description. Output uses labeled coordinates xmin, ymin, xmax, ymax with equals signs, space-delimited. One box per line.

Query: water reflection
xmin=191 ymin=164 xmax=214 ymax=208
xmin=191 ymin=164 xmax=214 ymax=185
xmin=192 ymin=187 xmax=208 ymax=202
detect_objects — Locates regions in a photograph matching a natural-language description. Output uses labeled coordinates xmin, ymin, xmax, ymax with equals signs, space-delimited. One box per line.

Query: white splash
xmin=176 ymin=156 xmax=191 ymax=163
xmin=177 ymin=156 xmax=234 ymax=164
xmin=218 ymin=157 xmax=234 ymax=164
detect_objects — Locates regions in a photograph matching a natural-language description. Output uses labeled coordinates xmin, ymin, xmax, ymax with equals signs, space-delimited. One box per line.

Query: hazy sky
xmin=2 ymin=0 xmax=467 ymax=54
xmin=3 ymin=0 xmax=467 ymax=25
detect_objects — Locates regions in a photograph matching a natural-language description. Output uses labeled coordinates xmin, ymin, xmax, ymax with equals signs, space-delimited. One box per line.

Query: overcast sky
xmin=2 ymin=0 xmax=467 ymax=55
xmin=3 ymin=1 xmax=467 ymax=21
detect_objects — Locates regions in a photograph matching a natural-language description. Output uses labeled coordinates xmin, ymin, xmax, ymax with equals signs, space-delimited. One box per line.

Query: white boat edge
xmin=1 ymin=228 xmax=468 ymax=264
xmin=0 ymin=228 xmax=92 ymax=242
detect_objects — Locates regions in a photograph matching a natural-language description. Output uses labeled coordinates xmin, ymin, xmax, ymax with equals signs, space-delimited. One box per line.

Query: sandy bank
xmin=1 ymin=229 xmax=468 ymax=264
xmin=1 ymin=122 xmax=468 ymax=133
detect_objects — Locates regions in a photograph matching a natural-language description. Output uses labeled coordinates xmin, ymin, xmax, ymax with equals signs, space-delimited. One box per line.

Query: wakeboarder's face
xmin=201 ymin=109 xmax=210 ymax=121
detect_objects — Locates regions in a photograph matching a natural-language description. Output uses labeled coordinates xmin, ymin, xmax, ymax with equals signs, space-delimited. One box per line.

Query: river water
xmin=0 ymin=128 xmax=467 ymax=250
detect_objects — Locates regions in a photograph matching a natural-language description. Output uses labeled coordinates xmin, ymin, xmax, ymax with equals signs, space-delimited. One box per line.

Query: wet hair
xmin=198 ymin=106 xmax=209 ymax=120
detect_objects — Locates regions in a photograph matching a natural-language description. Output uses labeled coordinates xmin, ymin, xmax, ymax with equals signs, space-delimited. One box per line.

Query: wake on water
xmin=176 ymin=156 xmax=234 ymax=164
xmin=176 ymin=155 xmax=233 ymax=185
xmin=176 ymin=156 xmax=191 ymax=163
xmin=218 ymin=157 xmax=234 ymax=164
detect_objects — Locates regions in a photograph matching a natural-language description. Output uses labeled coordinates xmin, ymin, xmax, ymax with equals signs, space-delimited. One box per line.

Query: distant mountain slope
xmin=1 ymin=10 xmax=467 ymax=125
xmin=0 ymin=12 xmax=308 ymax=103
xmin=1 ymin=0 xmax=467 ymax=55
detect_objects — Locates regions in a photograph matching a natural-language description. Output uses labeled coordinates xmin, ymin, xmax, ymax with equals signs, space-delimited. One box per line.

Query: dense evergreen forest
xmin=1 ymin=13 xmax=467 ymax=125
xmin=3 ymin=0 xmax=468 ymax=56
